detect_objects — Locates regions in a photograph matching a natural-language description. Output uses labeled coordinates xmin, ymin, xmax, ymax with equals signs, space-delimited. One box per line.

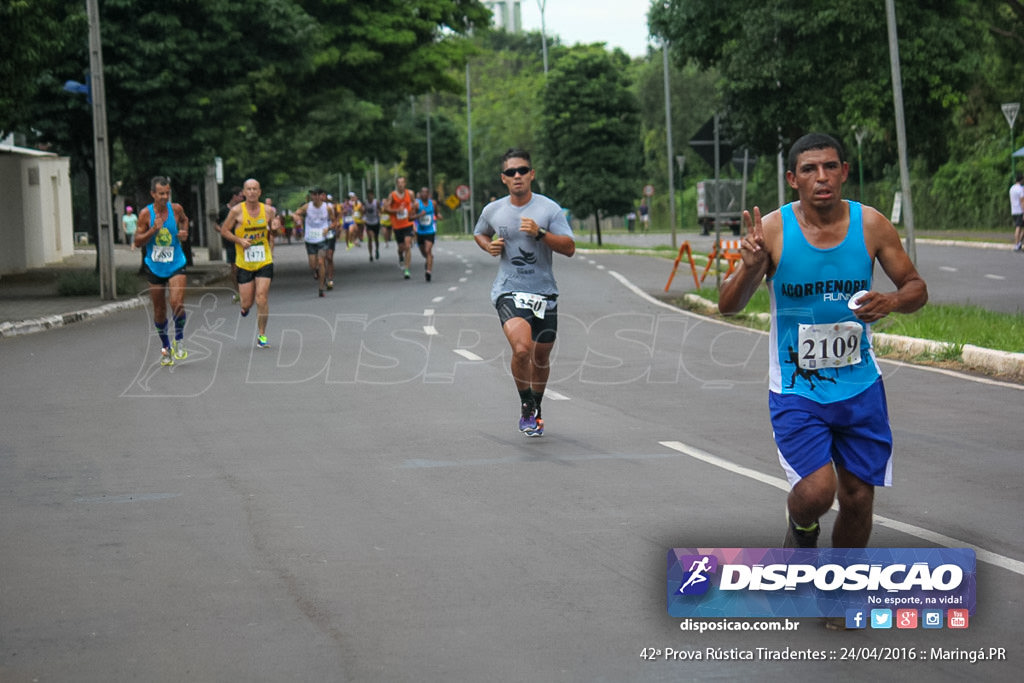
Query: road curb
xmin=679 ymin=293 xmax=1024 ymax=380
xmin=0 ymin=267 xmax=230 ymax=339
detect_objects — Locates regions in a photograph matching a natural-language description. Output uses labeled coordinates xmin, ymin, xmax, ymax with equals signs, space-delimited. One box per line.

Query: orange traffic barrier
xmin=699 ymin=239 xmax=744 ymax=285
xmin=664 ymin=241 xmax=701 ymax=292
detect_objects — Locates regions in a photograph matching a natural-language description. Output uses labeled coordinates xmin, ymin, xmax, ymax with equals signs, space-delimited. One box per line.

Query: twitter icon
xmin=870 ymin=609 xmax=892 ymax=629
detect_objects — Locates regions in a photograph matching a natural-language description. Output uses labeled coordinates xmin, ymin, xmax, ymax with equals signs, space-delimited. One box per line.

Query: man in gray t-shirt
xmin=474 ymin=148 xmax=575 ymax=437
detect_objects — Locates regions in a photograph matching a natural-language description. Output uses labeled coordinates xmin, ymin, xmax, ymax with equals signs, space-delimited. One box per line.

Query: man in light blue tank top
xmin=719 ymin=133 xmax=927 ymax=560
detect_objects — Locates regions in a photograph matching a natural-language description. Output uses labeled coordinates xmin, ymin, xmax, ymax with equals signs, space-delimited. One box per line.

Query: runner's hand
xmin=740 ymin=207 xmax=767 ymax=268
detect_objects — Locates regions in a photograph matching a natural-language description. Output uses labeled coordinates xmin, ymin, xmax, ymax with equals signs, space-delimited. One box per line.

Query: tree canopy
xmin=649 ymin=0 xmax=985 ymax=171
xmin=540 ymin=46 xmax=642 ymax=239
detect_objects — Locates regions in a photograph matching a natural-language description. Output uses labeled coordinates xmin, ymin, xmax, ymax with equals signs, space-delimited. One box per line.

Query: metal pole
xmin=662 ymin=44 xmax=677 ymax=249
xmin=713 ymin=113 xmax=722 ymax=288
xmin=466 ymin=62 xmax=475 ymax=231
xmin=86 ymin=0 xmax=115 ymax=300
xmin=426 ymin=95 xmax=434 ymax=192
xmin=538 ymin=0 xmax=549 ymax=75
xmin=885 ymin=0 xmax=916 ymax=264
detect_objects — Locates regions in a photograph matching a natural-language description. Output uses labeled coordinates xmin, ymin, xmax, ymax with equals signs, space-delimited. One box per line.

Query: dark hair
xmin=786 ymin=133 xmax=845 ymax=173
xmin=501 ymin=148 xmax=531 ymax=166
xmin=150 ymin=175 xmax=171 ymax=191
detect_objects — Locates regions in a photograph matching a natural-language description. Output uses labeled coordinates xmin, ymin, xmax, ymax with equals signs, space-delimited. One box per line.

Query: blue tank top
xmin=143 ymin=202 xmax=187 ymax=278
xmin=416 ymin=198 xmax=436 ymax=234
xmin=768 ymin=201 xmax=879 ymax=402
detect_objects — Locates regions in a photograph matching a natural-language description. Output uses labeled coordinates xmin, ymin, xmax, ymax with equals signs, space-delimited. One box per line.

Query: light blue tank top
xmin=143 ymin=202 xmax=187 ymax=278
xmin=768 ymin=201 xmax=879 ymax=402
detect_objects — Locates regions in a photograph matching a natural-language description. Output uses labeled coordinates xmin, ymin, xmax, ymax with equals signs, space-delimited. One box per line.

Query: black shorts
xmin=364 ymin=222 xmax=381 ymax=235
xmin=417 ymin=232 xmax=435 ymax=246
xmin=495 ymin=293 xmax=558 ymax=343
xmin=236 ymin=263 xmax=274 ymax=284
xmin=142 ymin=264 xmax=186 ymax=286
xmin=305 ymin=241 xmax=327 ymax=256
xmin=394 ymin=227 xmax=414 ymax=243
xmin=325 ymin=234 xmax=337 ymax=251
xmin=1014 ymin=214 xmax=1023 ymax=229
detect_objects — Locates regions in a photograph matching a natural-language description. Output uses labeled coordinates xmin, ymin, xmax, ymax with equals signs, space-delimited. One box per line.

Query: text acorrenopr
xmin=718 ymin=563 xmax=964 ymax=592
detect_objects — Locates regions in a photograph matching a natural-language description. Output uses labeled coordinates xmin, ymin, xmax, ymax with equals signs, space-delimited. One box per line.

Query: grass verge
xmin=672 ymin=287 xmax=1024 ymax=359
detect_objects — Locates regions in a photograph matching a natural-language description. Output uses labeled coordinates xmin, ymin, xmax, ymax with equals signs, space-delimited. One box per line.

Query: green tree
xmin=0 ymin=1 xmax=81 ymax=135
xmin=540 ymin=46 xmax=642 ymax=244
xmin=649 ymin=0 xmax=984 ymax=172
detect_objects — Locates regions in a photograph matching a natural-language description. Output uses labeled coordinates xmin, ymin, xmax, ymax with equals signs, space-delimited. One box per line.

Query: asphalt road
xmin=0 ymin=240 xmax=1020 ymax=682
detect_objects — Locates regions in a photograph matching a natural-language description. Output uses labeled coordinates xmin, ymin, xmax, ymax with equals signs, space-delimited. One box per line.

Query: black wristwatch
xmin=535 ymin=227 xmax=547 ymax=241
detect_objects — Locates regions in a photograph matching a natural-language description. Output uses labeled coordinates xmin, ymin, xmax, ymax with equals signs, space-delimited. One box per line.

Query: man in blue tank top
xmin=719 ymin=133 xmax=927 ymax=560
xmin=135 ymin=176 xmax=191 ymax=367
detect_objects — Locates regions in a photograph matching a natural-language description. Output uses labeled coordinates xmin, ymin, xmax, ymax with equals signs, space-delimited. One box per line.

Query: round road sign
xmin=643 ymin=184 xmax=655 ymax=197
xmin=456 ymin=184 xmax=471 ymax=201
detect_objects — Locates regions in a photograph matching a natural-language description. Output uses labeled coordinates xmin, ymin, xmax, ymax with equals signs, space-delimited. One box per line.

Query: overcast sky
xmin=514 ymin=0 xmax=655 ymax=58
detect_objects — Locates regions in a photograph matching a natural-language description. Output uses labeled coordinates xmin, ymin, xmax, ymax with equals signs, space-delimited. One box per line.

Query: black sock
xmin=518 ymin=388 xmax=534 ymax=408
xmin=531 ymin=390 xmax=543 ymax=417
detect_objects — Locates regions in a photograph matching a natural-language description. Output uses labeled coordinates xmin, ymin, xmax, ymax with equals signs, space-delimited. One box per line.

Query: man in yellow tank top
xmin=220 ymin=178 xmax=280 ymax=349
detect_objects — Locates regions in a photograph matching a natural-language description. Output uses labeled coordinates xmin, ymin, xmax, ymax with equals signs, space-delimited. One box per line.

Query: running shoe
xmin=369 ymin=254 xmax=374 ymax=262
xmin=403 ymin=269 xmax=411 ymax=280
xmin=375 ymin=248 xmax=380 ymax=260
xmin=172 ymin=340 xmax=188 ymax=361
xmin=256 ymin=335 xmax=270 ymax=349
xmin=326 ymin=280 xmax=334 ymax=290
xmin=518 ymin=402 xmax=537 ymax=432
xmin=523 ymin=417 xmax=544 ymax=438
xmin=318 ymin=289 xmax=325 ymax=298
xmin=160 ymin=347 xmax=174 ymax=366
xmin=425 ymin=271 xmax=432 ymax=282
xmin=231 ymin=293 xmax=240 ymax=303
xmin=240 ymin=307 xmax=250 ymax=317
xmin=783 ymin=514 xmax=819 ymax=548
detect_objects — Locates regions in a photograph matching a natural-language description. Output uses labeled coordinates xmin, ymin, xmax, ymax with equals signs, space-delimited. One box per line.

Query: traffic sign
xmin=643 ymin=184 xmax=655 ymax=197
xmin=456 ymin=184 xmax=470 ymax=201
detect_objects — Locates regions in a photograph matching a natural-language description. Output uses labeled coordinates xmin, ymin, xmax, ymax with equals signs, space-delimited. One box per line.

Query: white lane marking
xmin=543 ymin=389 xmax=570 ymax=401
xmin=608 ymin=270 xmax=725 ymax=321
xmin=659 ymin=440 xmax=1024 ymax=576
xmin=985 ymin=274 xmax=1006 ymax=280
xmin=423 ymin=326 xmax=438 ymax=336
xmin=597 ymin=264 xmax=606 ymax=270
xmin=939 ymin=266 xmax=957 ymax=272
xmin=459 ymin=277 xmax=468 ymax=283
xmin=448 ymin=286 xmax=458 ymax=292
xmin=423 ymin=308 xmax=435 ymax=317
xmin=454 ymin=349 xmax=482 ymax=361
xmin=432 ymin=296 xmax=445 ymax=303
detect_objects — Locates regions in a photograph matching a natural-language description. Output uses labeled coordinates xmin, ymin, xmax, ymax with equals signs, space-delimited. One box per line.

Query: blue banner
xmin=667 ymin=548 xmax=975 ymax=619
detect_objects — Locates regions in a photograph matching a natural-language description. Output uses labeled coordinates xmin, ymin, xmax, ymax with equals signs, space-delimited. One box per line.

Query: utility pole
xmin=86 ymin=0 xmax=116 ymax=300
xmin=885 ymin=0 xmax=916 ymax=264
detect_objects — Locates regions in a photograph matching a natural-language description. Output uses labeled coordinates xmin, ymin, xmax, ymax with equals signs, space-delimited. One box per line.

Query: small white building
xmin=0 ymin=143 xmax=75 ymax=274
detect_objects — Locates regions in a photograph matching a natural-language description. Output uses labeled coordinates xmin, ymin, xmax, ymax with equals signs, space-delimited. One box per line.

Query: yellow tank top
xmin=234 ymin=202 xmax=273 ymax=271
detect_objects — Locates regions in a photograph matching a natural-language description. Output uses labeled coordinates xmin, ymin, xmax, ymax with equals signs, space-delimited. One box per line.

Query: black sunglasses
xmin=502 ymin=166 xmax=532 ymax=177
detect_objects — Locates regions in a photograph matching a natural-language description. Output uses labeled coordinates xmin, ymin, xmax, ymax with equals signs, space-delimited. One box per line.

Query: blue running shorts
xmin=769 ymin=378 xmax=893 ymax=488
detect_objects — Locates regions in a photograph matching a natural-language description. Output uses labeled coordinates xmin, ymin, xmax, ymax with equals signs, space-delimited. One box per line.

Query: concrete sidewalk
xmin=0 ymin=245 xmax=231 ymax=337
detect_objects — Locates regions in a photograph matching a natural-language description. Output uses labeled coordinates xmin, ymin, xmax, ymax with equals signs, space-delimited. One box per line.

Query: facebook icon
xmin=845 ymin=609 xmax=867 ymax=629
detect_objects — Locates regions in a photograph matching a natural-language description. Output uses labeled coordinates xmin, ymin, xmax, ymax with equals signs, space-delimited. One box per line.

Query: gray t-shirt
xmin=474 ymin=193 xmax=574 ymax=304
